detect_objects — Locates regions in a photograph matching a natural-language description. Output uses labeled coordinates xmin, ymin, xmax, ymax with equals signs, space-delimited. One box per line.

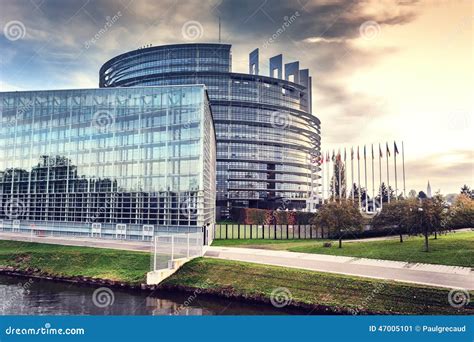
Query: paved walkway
xmin=1 ymin=232 xmax=472 ymax=289
xmin=0 ymin=232 xmax=152 ymax=252
xmin=205 ymin=246 xmax=474 ymax=290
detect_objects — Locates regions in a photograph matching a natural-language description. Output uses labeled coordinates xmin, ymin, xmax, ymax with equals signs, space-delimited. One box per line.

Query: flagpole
xmin=394 ymin=141 xmax=398 ymax=201
xmin=357 ymin=146 xmax=361 ymax=210
xmin=319 ymin=153 xmax=323 ymax=205
xmin=364 ymin=145 xmax=368 ymax=212
xmin=343 ymin=148 xmax=347 ymax=199
xmin=351 ymin=147 xmax=354 ymax=202
xmin=402 ymin=141 xmax=406 ymax=198
xmin=371 ymin=144 xmax=375 ymax=213
xmin=338 ymin=150 xmax=342 ymax=200
xmin=326 ymin=152 xmax=330 ymax=203
xmin=379 ymin=143 xmax=382 ymax=210
xmin=332 ymin=151 xmax=336 ymax=202
xmin=326 ymin=152 xmax=329 ymax=204
xmin=386 ymin=142 xmax=390 ymax=204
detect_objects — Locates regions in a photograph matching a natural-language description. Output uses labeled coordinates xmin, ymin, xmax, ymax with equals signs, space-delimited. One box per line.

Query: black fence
xmin=213 ymin=224 xmax=428 ymax=240
xmin=213 ymin=224 xmax=327 ymax=240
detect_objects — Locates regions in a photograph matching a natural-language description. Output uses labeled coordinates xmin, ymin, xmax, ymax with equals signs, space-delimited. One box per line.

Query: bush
xmin=230 ymin=208 xmax=316 ymax=225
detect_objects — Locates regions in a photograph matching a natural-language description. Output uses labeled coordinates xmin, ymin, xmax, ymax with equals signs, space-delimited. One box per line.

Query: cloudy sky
xmin=1 ymin=0 xmax=472 ymax=195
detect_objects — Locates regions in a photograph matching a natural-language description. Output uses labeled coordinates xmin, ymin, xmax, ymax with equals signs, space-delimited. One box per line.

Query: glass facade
xmin=100 ymin=44 xmax=321 ymax=217
xmin=0 ymin=86 xmax=216 ymax=237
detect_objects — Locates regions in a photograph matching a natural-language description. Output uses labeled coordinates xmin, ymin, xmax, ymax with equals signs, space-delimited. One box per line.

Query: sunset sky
xmin=1 ymin=0 xmax=472 ymax=195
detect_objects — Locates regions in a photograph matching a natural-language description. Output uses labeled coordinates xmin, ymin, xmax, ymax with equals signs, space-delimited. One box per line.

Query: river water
xmin=0 ymin=275 xmax=304 ymax=315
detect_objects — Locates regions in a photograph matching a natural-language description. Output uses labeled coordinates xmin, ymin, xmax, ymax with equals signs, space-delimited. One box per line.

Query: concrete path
xmin=1 ymin=232 xmax=472 ymax=289
xmin=0 ymin=232 xmax=152 ymax=252
xmin=205 ymin=246 xmax=474 ymax=290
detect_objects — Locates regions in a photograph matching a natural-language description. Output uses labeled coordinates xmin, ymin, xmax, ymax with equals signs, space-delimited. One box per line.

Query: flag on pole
xmin=326 ymin=151 xmax=330 ymax=162
xmin=364 ymin=145 xmax=366 ymax=159
xmin=351 ymin=147 xmax=354 ymax=160
xmin=344 ymin=147 xmax=347 ymax=162
xmin=357 ymin=146 xmax=360 ymax=160
xmin=386 ymin=142 xmax=391 ymax=157
xmin=394 ymin=141 xmax=399 ymax=154
xmin=332 ymin=150 xmax=336 ymax=161
xmin=371 ymin=144 xmax=374 ymax=159
xmin=379 ymin=143 xmax=383 ymax=158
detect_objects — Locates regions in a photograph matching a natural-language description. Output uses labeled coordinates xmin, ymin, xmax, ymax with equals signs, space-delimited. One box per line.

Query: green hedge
xmin=230 ymin=208 xmax=317 ymax=225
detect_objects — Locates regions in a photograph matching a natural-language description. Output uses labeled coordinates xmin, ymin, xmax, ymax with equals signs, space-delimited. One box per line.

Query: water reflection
xmin=0 ymin=275 xmax=303 ymax=316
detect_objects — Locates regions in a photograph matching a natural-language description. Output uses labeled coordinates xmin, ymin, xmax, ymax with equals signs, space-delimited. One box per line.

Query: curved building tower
xmin=100 ymin=43 xmax=320 ymax=217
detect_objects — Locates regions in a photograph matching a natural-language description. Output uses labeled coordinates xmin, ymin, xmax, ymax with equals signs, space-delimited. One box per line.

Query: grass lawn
xmin=0 ymin=240 xmax=150 ymax=284
xmin=212 ymin=231 xmax=474 ymax=267
xmin=162 ymin=258 xmax=473 ymax=315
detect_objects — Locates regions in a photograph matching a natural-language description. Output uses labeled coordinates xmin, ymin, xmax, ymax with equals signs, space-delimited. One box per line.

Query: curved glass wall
xmin=100 ymin=43 xmax=321 ymax=214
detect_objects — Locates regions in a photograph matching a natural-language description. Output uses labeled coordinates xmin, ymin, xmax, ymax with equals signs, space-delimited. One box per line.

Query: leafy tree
xmin=406 ymin=197 xmax=445 ymax=252
xmin=460 ymin=185 xmax=474 ymax=200
xmin=371 ymin=199 xmax=417 ymax=242
xmin=349 ymin=183 xmax=359 ymax=199
xmin=418 ymin=191 xmax=427 ymax=199
xmin=446 ymin=194 xmax=474 ymax=228
xmin=378 ymin=182 xmax=395 ymax=203
xmin=314 ymin=200 xmax=363 ymax=248
xmin=329 ymin=159 xmax=347 ymax=200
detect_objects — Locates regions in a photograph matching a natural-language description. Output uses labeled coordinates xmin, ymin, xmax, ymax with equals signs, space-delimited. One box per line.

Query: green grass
xmin=212 ymin=231 xmax=474 ymax=267
xmin=0 ymin=240 xmax=150 ymax=284
xmin=162 ymin=258 xmax=473 ymax=315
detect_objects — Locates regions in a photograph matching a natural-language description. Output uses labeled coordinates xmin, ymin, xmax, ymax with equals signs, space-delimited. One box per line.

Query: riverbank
xmin=1 ymin=240 xmax=472 ymax=315
xmin=212 ymin=231 xmax=474 ymax=267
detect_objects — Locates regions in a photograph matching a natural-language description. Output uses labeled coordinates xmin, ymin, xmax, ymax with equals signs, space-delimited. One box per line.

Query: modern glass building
xmin=99 ymin=43 xmax=321 ymax=217
xmin=0 ymin=85 xmax=216 ymax=239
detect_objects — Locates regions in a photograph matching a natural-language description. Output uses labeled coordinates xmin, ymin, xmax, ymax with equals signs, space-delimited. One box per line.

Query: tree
xmin=329 ymin=159 xmax=347 ymax=200
xmin=460 ymin=185 xmax=474 ymax=200
xmin=314 ymin=200 xmax=364 ymax=248
xmin=371 ymin=199 xmax=417 ymax=242
xmin=378 ymin=182 xmax=395 ymax=203
xmin=349 ymin=183 xmax=359 ymax=199
xmin=447 ymin=194 xmax=474 ymax=228
xmin=408 ymin=189 xmax=417 ymax=198
xmin=418 ymin=191 xmax=427 ymax=199
xmin=406 ymin=197 xmax=445 ymax=252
